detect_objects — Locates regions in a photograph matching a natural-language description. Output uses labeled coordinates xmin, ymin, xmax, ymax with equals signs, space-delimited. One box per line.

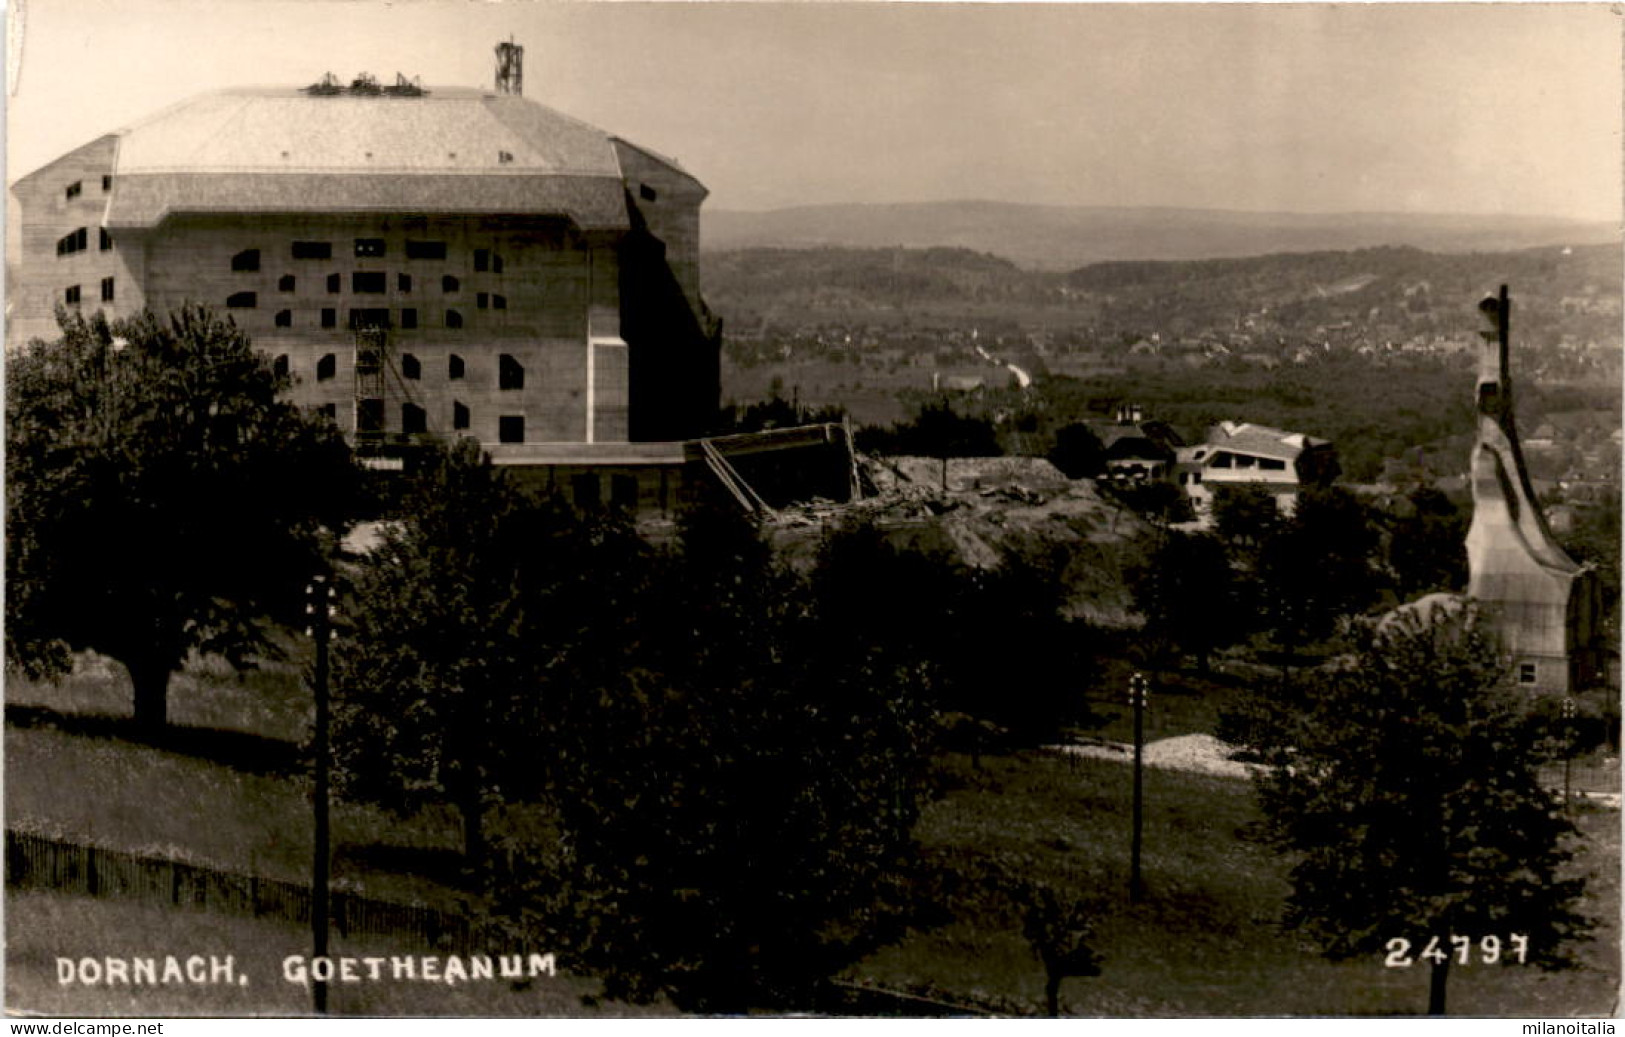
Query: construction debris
xmin=767 ymin=454 xmax=1155 ymax=627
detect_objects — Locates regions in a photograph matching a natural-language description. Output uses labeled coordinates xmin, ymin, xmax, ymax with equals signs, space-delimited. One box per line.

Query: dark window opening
xmin=492 ymin=294 xmax=507 ymax=310
xmin=317 ymin=353 xmax=337 ymax=381
xmin=65 ymin=181 xmax=82 ymax=200
xmin=499 ymin=354 xmax=524 ymax=390
xmin=354 ymin=238 xmax=386 ymax=258
xmin=442 ymin=275 xmax=460 ymax=293
xmin=402 ymin=403 xmax=427 ymax=435
xmin=102 ymin=174 xmax=112 ymax=192
xmin=57 ymin=228 xmax=89 ymax=255
xmin=405 ymin=240 xmax=447 ymax=260
xmin=1518 ymin=663 xmax=1537 ymax=685
xmin=1260 ymin=457 xmax=1287 ymax=471
xmin=1211 ymin=453 xmax=1233 ymax=469
xmin=278 ymin=274 xmax=296 ymax=292
xmin=571 ymin=473 xmax=600 ymax=509
xmin=639 ymin=183 xmax=658 ymax=202
xmin=453 ymin=401 xmax=470 ymax=430
xmin=100 ymin=277 xmax=115 ymax=302
xmin=273 ymin=355 xmax=290 ymax=378
xmin=99 ymin=228 xmax=112 ymax=251
xmin=446 ymin=309 xmax=463 ymax=329
xmin=611 ymin=474 xmax=639 ymax=510
xmin=231 ymin=249 xmax=260 ymax=272
xmin=352 ymin=271 xmax=386 ymax=293
xmin=326 ymin=273 xmax=341 ymax=293
xmin=492 ymin=254 xmax=504 ymax=274
xmin=321 ymin=308 xmax=337 ymax=329
xmin=292 ymin=241 xmax=332 ymax=260
xmin=274 ymin=309 xmax=292 ymax=328
xmin=499 ymin=415 xmax=524 ymax=444
xmin=319 ymin=403 xmax=337 ymax=423
xmin=473 ymin=249 xmax=489 ymax=272
xmin=448 ymin=354 xmax=465 ymax=379
xmin=349 ymin=308 xmax=391 ymax=330
xmin=400 ymin=308 xmax=418 ymax=330
xmin=477 ymin=292 xmax=489 ymax=309
xmin=64 ymin=285 xmax=81 ymax=305
xmin=356 ymin=398 xmax=385 ymax=434
xmin=401 ymin=353 xmax=421 ymax=379
xmin=226 ymin=291 xmax=257 ymax=308
xmin=397 ymin=273 xmax=412 ymax=293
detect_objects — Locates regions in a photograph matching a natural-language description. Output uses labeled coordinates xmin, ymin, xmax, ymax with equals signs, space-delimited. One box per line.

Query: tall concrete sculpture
xmin=1465 ymin=285 xmax=1601 ymax=693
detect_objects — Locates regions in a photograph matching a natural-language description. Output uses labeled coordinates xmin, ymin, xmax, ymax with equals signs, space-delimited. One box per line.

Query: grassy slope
xmin=5 ymin=891 xmax=674 ymax=1018
xmin=8 ymin=658 xmax=1618 ymax=1018
xmin=848 ymin=752 xmax=1619 ymax=1017
xmin=5 ymin=661 xmax=463 ymax=907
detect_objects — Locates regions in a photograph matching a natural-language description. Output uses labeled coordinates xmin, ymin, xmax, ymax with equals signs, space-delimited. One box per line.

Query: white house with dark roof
xmin=1177 ymin=421 xmax=1340 ymax=519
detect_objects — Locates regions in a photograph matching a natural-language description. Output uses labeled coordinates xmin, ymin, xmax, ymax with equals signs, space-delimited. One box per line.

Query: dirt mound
xmin=770 ymin=455 xmax=1153 ymax=626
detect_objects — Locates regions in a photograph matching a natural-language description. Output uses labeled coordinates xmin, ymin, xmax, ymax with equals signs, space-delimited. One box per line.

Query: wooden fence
xmin=5 ymin=829 xmax=514 ymax=954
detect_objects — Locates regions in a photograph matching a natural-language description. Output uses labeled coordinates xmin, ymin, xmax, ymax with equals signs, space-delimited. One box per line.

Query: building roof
xmin=1204 ymin=421 xmax=1329 ymax=463
xmin=23 ymin=87 xmax=684 ymax=232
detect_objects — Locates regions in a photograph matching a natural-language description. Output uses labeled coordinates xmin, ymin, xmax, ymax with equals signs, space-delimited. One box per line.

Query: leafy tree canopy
xmin=6 ymin=306 xmax=357 ymax=729
xmin=1248 ymin=601 xmax=1590 ymax=1013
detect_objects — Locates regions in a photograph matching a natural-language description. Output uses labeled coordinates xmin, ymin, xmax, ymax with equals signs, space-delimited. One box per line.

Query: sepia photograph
xmin=4 ymin=0 xmax=1621 ymax=1023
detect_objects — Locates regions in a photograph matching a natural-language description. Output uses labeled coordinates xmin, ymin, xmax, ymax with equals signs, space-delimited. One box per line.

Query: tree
xmin=534 ymin=502 xmax=933 ymax=1011
xmin=1257 ymin=486 xmax=1382 ymax=647
xmin=1129 ymin=531 xmax=1240 ymax=672
xmin=1048 ymin=422 xmax=1106 ymax=479
xmin=330 ymin=439 xmax=604 ymax=878
xmin=6 ymin=307 xmax=356 ymax=730
xmin=1021 ymin=883 xmax=1104 ymax=1017
xmin=1209 ymin=484 xmax=1280 ymax=557
xmin=1249 ymin=601 xmax=1591 ymax=1015
xmin=1387 ymin=485 xmax=1468 ymax=598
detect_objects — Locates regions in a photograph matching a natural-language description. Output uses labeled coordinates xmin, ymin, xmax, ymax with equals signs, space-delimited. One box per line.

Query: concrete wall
xmin=10 ymin=136 xmax=122 ymax=346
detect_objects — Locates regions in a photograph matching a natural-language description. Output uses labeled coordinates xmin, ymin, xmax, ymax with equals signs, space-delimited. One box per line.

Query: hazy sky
xmin=7 ymin=1 xmax=1622 ymax=221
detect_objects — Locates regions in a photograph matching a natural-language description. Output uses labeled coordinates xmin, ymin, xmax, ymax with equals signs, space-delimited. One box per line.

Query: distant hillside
xmin=703 ymin=201 xmax=1619 ymax=270
xmin=707 ymin=243 xmax=1624 ymax=345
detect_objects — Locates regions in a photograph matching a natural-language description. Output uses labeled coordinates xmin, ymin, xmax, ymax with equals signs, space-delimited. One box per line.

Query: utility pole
xmin=306 ymin=574 xmax=335 ymax=1015
xmin=1128 ymin=671 xmax=1149 ymax=904
xmin=1561 ymin=696 xmax=1576 ymax=815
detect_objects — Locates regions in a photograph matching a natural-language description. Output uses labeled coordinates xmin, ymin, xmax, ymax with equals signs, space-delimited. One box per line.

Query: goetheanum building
xmin=1466 ymin=286 xmax=1603 ymax=694
xmin=10 ymin=67 xmax=854 ymax=514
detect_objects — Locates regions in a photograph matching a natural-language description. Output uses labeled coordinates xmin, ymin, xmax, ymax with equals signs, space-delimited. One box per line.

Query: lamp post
xmin=1128 ymin=671 xmax=1150 ymax=904
xmin=306 ymin=574 xmax=336 ymax=1014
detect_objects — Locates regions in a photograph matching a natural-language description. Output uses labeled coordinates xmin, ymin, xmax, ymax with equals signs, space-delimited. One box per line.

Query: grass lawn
xmin=6 ymin=648 xmax=313 ymax=745
xmin=846 ymin=751 xmax=1620 ymax=1018
xmin=5 ymin=891 xmax=675 ymax=1018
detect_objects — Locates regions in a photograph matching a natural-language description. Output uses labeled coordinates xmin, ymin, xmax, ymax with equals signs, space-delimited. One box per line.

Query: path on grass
xmin=1052 ymin=733 xmax=1263 ymax=780
xmin=1054 ymin=734 xmax=1623 ymax=809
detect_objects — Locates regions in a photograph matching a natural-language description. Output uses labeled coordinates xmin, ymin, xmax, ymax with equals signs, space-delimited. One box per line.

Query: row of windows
xmin=276 ymin=240 xmax=503 ymax=268
xmin=291 ymin=351 xmax=524 ymax=389
xmin=235 ymin=301 xmax=507 ymax=330
xmin=240 ymin=270 xmax=499 ymax=301
xmin=1209 ymin=452 xmax=1288 ymax=472
xmin=63 ymin=278 xmax=116 ymax=304
xmin=56 ymin=227 xmax=114 ymax=256
xmin=63 ymin=176 xmax=112 ymax=200
xmin=319 ymin=401 xmax=518 ymax=440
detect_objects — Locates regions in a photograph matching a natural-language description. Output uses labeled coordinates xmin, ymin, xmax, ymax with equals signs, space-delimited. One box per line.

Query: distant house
xmin=1086 ymin=404 xmax=1184 ymax=483
xmin=1178 ymin=421 xmax=1339 ymax=519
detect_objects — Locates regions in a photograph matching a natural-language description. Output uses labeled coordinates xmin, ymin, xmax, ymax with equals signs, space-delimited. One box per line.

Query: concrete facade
xmin=9 ymin=86 xmax=721 ymax=468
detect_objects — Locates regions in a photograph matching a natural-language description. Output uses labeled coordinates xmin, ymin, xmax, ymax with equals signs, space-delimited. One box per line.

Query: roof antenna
xmin=495 ymin=36 xmax=523 ymax=96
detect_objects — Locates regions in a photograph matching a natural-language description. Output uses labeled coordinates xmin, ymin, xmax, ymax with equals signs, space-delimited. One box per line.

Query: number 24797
xmin=1384 ymin=935 xmax=1528 ymax=968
